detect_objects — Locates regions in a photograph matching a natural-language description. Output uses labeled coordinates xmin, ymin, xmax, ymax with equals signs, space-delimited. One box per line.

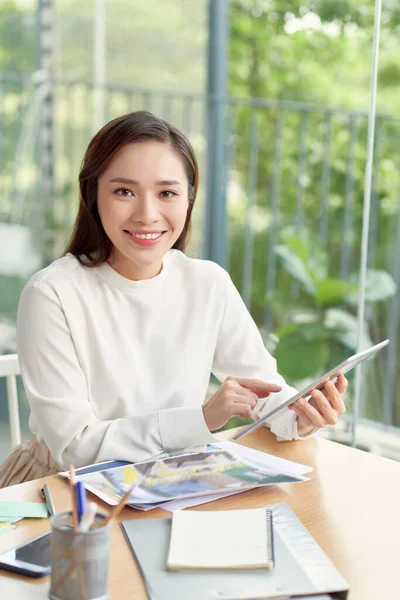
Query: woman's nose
xmin=132 ymin=195 xmax=159 ymax=224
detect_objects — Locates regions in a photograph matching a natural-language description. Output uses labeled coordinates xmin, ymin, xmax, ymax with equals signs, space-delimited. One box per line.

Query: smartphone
xmin=233 ymin=338 xmax=390 ymax=440
xmin=0 ymin=531 xmax=51 ymax=577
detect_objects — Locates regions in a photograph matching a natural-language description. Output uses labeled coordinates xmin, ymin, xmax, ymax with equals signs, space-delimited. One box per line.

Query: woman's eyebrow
xmin=109 ymin=177 xmax=182 ymax=185
xmin=155 ymin=180 xmax=182 ymax=186
xmin=109 ymin=177 xmax=138 ymax=184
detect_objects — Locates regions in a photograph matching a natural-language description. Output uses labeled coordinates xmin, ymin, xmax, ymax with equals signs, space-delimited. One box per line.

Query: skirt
xmin=0 ymin=436 xmax=61 ymax=488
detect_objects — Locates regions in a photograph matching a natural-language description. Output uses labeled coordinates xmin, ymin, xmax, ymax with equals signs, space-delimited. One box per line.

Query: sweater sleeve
xmin=17 ymin=283 xmax=216 ymax=469
xmin=211 ymin=269 xmax=305 ymax=441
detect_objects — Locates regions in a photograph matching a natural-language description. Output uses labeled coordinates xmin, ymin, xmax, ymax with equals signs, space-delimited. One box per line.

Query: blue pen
xmin=75 ymin=481 xmax=87 ymax=524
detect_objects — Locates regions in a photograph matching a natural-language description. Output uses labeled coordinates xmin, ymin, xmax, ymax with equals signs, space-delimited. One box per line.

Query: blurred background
xmin=1 ymin=0 xmax=399 ymax=460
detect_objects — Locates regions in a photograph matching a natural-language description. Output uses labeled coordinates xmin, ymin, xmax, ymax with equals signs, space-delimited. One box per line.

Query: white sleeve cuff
xmin=252 ymin=384 xmax=321 ymax=442
xmin=293 ymin=420 xmax=321 ymax=440
xmin=252 ymin=386 xmax=299 ymax=441
xmin=158 ymin=406 xmax=218 ymax=452
xmin=267 ymin=408 xmax=298 ymax=441
xmin=264 ymin=410 xmax=320 ymax=442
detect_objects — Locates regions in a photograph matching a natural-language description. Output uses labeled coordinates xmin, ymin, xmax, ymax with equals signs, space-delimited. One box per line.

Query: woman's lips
xmin=124 ymin=230 xmax=166 ymax=247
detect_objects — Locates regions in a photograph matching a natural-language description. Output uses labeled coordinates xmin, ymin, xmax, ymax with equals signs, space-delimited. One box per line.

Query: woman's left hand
xmin=288 ymin=373 xmax=348 ymax=437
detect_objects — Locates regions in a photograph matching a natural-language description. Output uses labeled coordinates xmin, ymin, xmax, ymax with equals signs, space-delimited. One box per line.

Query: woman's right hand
xmin=202 ymin=376 xmax=282 ymax=431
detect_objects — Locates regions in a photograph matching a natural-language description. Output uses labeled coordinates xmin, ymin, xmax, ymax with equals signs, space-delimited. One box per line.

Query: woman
xmin=0 ymin=111 xmax=346 ymax=487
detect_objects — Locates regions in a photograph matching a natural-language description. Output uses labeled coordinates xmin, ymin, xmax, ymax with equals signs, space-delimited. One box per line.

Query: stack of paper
xmin=72 ymin=440 xmax=312 ymax=512
xmin=0 ymin=501 xmax=48 ymax=536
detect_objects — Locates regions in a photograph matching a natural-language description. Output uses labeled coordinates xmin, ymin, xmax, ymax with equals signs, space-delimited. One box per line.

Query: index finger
xmin=231 ymin=377 xmax=282 ymax=397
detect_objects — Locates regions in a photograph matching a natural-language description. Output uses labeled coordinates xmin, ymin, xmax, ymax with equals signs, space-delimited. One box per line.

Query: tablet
xmin=0 ymin=531 xmax=51 ymax=577
xmin=233 ymin=339 xmax=389 ymax=441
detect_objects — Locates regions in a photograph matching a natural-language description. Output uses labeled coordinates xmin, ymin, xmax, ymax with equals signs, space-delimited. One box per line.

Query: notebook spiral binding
xmin=266 ymin=508 xmax=275 ymax=569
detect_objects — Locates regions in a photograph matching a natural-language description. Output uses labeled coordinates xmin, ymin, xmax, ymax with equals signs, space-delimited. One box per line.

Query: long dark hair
xmin=64 ymin=111 xmax=199 ymax=266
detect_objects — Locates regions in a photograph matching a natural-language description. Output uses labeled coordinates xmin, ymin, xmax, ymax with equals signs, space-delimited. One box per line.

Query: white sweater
xmin=16 ymin=250 xmax=302 ymax=469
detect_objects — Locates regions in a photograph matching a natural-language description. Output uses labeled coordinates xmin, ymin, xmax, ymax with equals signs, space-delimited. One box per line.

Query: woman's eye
xmin=115 ymin=188 xmax=133 ymax=197
xmin=160 ymin=190 xmax=177 ymax=199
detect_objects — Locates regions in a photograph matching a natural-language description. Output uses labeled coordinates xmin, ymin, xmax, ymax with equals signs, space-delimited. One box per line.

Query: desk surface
xmin=0 ymin=428 xmax=399 ymax=600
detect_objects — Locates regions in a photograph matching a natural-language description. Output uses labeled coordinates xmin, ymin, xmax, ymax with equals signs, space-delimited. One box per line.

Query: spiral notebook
xmin=167 ymin=508 xmax=274 ymax=571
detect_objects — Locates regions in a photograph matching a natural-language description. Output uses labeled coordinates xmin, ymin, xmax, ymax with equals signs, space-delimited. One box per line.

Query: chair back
xmin=0 ymin=354 xmax=21 ymax=449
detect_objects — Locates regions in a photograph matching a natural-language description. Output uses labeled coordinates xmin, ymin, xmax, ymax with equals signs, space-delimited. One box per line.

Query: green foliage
xmin=274 ymin=331 xmax=330 ymax=379
xmin=347 ymin=270 xmax=397 ymax=304
xmin=274 ymin=244 xmax=316 ymax=294
xmin=324 ymin=308 xmax=372 ymax=351
xmin=314 ymin=279 xmax=358 ymax=305
xmin=267 ymin=229 xmax=396 ymax=381
xmin=0 ymin=1 xmax=35 ymax=74
xmin=230 ymin=0 xmax=400 ymax=111
xmin=226 ymin=1 xmax=400 ymax=424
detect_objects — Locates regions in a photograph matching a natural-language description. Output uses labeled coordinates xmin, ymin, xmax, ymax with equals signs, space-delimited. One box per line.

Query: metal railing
xmin=1 ymin=72 xmax=400 ymax=437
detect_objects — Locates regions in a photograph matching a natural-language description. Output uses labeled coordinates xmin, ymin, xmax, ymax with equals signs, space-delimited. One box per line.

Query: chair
xmin=0 ymin=354 xmax=21 ymax=449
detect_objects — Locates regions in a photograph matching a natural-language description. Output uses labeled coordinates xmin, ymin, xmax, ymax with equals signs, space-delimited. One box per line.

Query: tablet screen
xmin=11 ymin=533 xmax=51 ymax=567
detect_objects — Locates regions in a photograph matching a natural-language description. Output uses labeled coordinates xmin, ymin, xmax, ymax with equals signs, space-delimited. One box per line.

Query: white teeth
xmin=130 ymin=232 xmax=162 ymax=240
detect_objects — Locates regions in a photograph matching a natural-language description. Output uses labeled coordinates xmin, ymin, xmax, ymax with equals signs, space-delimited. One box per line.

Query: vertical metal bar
xmin=292 ymin=110 xmax=308 ymax=297
xmin=64 ymin=82 xmax=75 ymax=228
xmin=94 ymin=0 xmax=106 ymax=131
xmin=242 ymin=111 xmax=259 ymax=308
xmin=352 ymin=0 xmax=383 ymax=447
xmin=264 ymin=111 xmax=283 ymax=332
xmin=356 ymin=121 xmax=384 ymax=420
xmin=295 ymin=111 xmax=309 ymax=230
xmin=38 ymin=0 xmax=56 ymax=265
xmin=367 ymin=119 xmax=384 ymax=268
xmin=204 ymin=0 xmax=230 ymax=267
xmin=71 ymin=84 xmax=82 ymax=220
xmin=223 ymin=104 xmax=238 ymax=271
xmin=319 ymin=111 xmax=333 ymax=244
xmin=340 ymin=115 xmax=360 ymax=279
xmin=383 ymin=170 xmax=400 ymax=425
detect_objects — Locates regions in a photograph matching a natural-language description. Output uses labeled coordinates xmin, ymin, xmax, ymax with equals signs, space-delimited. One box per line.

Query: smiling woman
xmin=0 ymin=111 xmax=346 ymax=487
xmin=65 ymin=111 xmax=197 ymax=272
xmin=96 ymin=141 xmax=190 ymax=280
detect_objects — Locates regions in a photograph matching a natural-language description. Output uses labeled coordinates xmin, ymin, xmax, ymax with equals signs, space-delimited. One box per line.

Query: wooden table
xmin=1 ymin=427 xmax=399 ymax=600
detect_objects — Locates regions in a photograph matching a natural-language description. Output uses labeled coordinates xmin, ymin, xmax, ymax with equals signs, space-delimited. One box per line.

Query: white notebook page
xmin=167 ymin=508 xmax=271 ymax=570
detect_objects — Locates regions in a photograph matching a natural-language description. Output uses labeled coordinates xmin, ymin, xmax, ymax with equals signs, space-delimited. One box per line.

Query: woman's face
xmin=97 ymin=141 xmax=189 ymax=280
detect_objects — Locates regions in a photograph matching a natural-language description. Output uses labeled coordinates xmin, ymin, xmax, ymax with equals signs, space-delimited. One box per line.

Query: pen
xmin=69 ymin=464 xmax=79 ymax=529
xmin=41 ymin=484 xmax=56 ymax=516
xmin=75 ymin=480 xmax=87 ymax=524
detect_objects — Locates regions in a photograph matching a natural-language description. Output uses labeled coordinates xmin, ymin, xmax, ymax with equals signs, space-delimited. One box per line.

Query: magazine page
xmin=91 ymin=449 xmax=306 ymax=505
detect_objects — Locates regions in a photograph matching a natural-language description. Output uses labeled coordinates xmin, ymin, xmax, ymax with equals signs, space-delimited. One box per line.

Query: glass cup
xmin=48 ymin=511 xmax=111 ymax=600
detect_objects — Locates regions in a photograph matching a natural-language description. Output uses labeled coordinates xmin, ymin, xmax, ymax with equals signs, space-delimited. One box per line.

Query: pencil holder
xmin=48 ymin=511 xmax=110 ymax=600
